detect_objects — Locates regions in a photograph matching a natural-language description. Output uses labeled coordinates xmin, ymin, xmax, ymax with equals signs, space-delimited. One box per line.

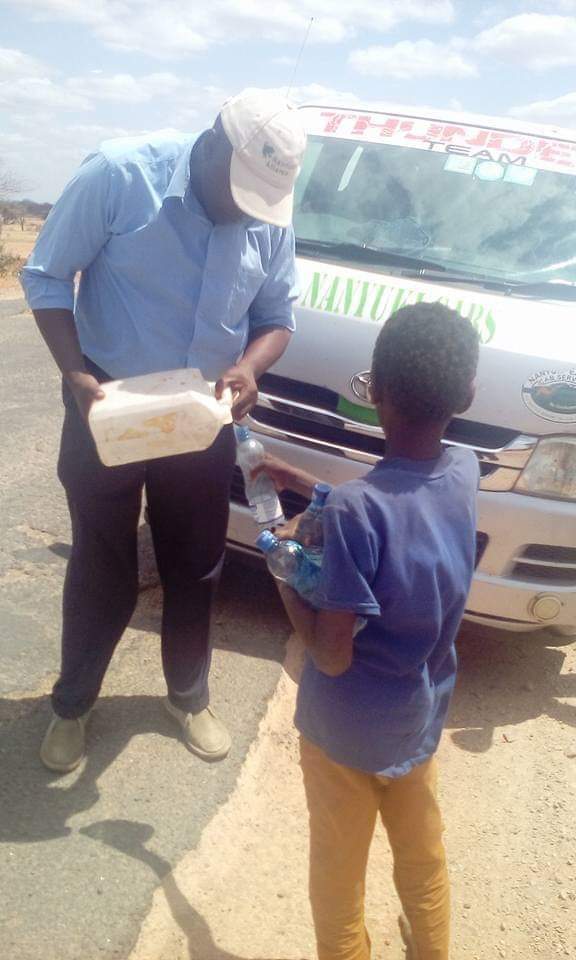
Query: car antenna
xmin=286 ymin=16 xmax=314 ymax=97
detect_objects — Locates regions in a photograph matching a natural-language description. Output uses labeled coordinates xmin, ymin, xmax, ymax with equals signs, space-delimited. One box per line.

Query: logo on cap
xmin=261 ymin=141 xmax=290 ymax=178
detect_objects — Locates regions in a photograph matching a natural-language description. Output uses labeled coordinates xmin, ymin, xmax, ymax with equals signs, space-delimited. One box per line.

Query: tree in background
xmin=0 ymin=160 xmax=19 ymax=199
xmin=0 ymin=160 xmax=23 ymax=276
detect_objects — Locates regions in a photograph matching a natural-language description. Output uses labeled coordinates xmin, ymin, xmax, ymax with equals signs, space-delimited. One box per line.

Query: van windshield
xmin=293 ymin=133 xmax=576 ymax=285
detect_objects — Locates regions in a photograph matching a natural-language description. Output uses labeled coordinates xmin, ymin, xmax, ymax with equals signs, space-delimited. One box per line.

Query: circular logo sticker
xmin=522 ymin=369 xmax=576 ymax=423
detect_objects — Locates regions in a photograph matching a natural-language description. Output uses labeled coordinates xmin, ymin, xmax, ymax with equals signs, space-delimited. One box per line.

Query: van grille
xmin=510 ymin=544 xmax=576 ymax=586
xmin=259 ymin=373 xmax=520 ymax=451
xmin=247 ymin=374 xmax=536 ymax=492
xmin=252 ymin=405 xmax=498 ymax=479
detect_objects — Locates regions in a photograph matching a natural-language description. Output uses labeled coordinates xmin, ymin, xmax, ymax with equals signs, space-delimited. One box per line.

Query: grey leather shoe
xmin=40 ymin=711 xmax=90 ymax=773
xmin=164 ymin=699 xmax=231 ymax=761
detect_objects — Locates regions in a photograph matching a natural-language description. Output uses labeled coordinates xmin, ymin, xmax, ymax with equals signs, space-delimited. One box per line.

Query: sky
xmin=2 ymin=0 xmax=576 ymax=201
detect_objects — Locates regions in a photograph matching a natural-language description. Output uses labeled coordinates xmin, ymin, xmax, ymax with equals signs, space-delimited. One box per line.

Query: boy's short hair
xmin=371 ymin=302 xmax=480 ymax=422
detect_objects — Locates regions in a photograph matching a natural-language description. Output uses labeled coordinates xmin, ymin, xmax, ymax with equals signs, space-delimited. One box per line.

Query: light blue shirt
xmin=21 ymin=130 xmax=298 ymax=380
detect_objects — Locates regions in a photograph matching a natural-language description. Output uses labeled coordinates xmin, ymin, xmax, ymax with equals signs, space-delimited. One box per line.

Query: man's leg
xmin=53 ymin=380 xmax=145 ymax=718
xmin=378 ymin=758 xmax=450 ymax=960
xmin=300 ymin=736 xmax=379 ymax=960
xmin=145 ymin=425 xmax=236 ymax=755
xmin=42 ymin=380 xmax=144 ymax=769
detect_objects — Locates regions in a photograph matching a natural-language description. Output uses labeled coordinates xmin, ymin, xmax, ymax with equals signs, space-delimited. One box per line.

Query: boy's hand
xmin=275 ymin=512 xmax=306 ymax=542
xmin=252 ymin=453 xmax=319 ymax=498
xmin=275 ymin=510 xmax=320 ymax=548
xmin=277 ymin=582 xmax=355 ymax=677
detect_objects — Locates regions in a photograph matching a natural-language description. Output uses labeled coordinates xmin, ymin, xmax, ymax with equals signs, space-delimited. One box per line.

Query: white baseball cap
xmin=220 ymin=88 xmax=307 ymax=228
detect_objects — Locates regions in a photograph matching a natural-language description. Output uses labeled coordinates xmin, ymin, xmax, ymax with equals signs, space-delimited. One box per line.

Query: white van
xmin=228 ymin=103 xmax=576 ymax=637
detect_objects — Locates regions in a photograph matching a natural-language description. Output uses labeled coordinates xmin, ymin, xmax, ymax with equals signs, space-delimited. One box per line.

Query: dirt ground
xmin=0 ymin=219 xmax=39 ymax=295
xmin=128 ymin=624 xmax=576 ymax=960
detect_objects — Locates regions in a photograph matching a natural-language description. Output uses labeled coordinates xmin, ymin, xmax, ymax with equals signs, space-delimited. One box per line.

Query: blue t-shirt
xmin=295 ymin=447 xmax=479 ymax=776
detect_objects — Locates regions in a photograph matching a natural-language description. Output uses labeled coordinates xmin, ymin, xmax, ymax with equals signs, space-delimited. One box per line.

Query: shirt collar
xmin=376 ymin=449 xmax=452 ymax=480
xmin=164 ymin=136 xmax=197 ymax=200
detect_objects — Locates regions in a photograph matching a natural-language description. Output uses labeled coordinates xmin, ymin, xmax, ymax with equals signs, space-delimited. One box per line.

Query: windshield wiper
xmin=296 ymin=239 xmax=576 ymax=300
xmin=500 ymin=280 xmax=576 ymax=301
xmin=296 ymin=238 xmax=446 ymax=273
xmin=414 ymin=270 xmax=576 ymax=300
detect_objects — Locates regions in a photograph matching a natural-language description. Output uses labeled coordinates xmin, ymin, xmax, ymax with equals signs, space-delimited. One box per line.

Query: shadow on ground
xmin=81 ymin=819 xmax=303 ymax=960
xmin=2 ymin=604 xmax=573 ymax=848
xmin=447 ymin=620 xmax=576 ymax=753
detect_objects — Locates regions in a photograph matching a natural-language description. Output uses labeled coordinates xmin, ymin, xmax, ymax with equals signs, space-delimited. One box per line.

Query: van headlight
xmin=515 ymin=437 xmax=576 ymax=501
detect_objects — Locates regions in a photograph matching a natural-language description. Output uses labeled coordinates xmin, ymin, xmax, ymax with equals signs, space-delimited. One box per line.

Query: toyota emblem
xmin=350 ymin=371 xmax=372 ymax=403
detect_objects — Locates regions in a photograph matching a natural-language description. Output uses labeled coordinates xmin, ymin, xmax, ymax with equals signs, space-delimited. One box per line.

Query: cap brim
xmin=229 ymin=151 xmax=293 ymax=228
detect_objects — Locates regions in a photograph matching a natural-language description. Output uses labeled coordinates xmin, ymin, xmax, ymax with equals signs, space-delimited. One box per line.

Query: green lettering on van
xmin=369 ymin=283 xmax=389 ymax=321
xmin=354 ymin=280 xmax=371 ymax=318
xmin=301 ymin=271 xmax=324 ymax=309
xmin=483 ymin=308 xmax=496 ymax=343
xmin=322 ymin=276 xmax=341 ymax=312
xmin=300 ymin=270 xmax=497 ymax=344
xmin=389 ymin=286 xmax=410 ymax=314
xmin=342 ymin=277 xmax=367 ymax=315
xmin=462 ymin=302 xmax=496 ymax=345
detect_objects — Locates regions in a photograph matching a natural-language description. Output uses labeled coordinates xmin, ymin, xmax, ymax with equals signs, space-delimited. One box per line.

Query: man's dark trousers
xmin=52 ymin=360 xmax=237 ymax=720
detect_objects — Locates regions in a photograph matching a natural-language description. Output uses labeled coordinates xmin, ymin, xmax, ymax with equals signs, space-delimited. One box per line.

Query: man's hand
xmin=215 ymin=361 xmax=258 ymax=421
xmin=216 ymin=325 xmax=292 ymax=420
xmin=33 ymin=309 xmax=105 ymax=424
xmin=66 ymin=370 xmax=105 ymax=423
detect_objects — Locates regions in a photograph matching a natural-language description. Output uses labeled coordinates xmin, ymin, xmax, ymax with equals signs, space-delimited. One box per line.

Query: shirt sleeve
xmin=312 ymin=492 xmax=382 ymax=617
xmin=20 ymin=151 xmax=117 ymax=312
xmin=248 ymin=225 xmax=298 ymax=332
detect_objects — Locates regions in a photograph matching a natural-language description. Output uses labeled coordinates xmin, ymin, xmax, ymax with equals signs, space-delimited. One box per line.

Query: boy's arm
xmin=277 ymin=583 xmax=356 ymax=677
xmin=252 ymin=453 xmax=319 ymax=499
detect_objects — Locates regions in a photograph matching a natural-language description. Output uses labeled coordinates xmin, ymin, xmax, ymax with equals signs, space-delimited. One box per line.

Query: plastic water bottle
xmin=256 ymin=530 xmax=321 ymax=603
xmin=235 ymin=425 xmax=284 ymax=527
xmin=258 ymin=527 xmax=367 ymax=635
xmin=295 ymin=482 xmax=332 ymax=560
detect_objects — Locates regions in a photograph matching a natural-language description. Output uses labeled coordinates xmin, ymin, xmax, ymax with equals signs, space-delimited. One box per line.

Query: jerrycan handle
xmin=216 ymin=385 xmax=234 ymax=424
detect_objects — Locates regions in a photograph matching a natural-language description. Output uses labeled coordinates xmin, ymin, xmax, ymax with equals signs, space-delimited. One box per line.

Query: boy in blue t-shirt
xmin=258 ymin=303 xmax=480 ymax=960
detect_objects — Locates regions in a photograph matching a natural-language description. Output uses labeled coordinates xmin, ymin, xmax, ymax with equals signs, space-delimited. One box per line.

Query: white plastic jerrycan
xmin=88 ymin=368 xmax=233 ymax=467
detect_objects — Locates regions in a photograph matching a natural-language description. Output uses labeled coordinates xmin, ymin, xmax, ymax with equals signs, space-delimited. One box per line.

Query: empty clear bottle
xmin=296 ymin=482 xmax=332 ymax=560
xmin=235 ymin=425 xmax=284 ymax=527
xmin=256 ymin=530 xmax=321 ymax=603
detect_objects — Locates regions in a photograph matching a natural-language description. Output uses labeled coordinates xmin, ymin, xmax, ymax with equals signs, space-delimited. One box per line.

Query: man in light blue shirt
xmin=21 ymin=89 xmax=307 ymax=773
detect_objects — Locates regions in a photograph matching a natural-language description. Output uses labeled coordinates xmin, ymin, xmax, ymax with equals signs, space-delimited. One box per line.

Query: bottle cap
xmin=234 ymin=424 xmax=251 ymax=443
xmin=256 ymin=530 xmax=278 ymax=553
xmin=312 ymin=482 xmax=332 ymax=505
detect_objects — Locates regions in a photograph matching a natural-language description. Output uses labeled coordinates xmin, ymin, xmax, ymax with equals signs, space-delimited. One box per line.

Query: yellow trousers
xmin=300 ymin=737 xmax=450 ymax=960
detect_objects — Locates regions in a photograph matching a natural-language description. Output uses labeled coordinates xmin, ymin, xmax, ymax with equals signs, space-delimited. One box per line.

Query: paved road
xmin=0 ymin=300 xmax=289 ymax=959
